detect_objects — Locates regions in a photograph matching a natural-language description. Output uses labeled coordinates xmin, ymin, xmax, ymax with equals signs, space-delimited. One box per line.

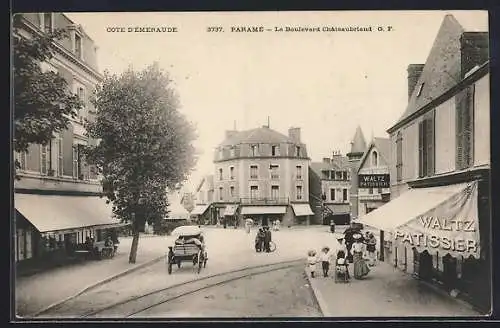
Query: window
xmin=17 ymin=152 xmax=27 ymax=171
xmin=230 ymin=166 xmax=234 ymax=180
xmin=456 ymin=85 xmax=474 ymax=170
xmin=250 ymin=165 xmax=258 ymax=179
xmin=219 ymin=187 xmax=223 ymax=200
xmin=372 ymin=151 xmax=378 ymax=166
xmin=40 ymin=145 xmax=48 ymax=175
xmin=43 ymin=13 xmax=52 ymax=33
xmin=417 ymin=83 xmax=424 ymax=97
xmin=251 ymin=145 xmax=258 ymax=156
xmin=296 ymin=165 xmax=302 ymax=179
xmin=296 ymin=186 xmax=303 ymax=200
xmin=377 ymin=188 xmax=383 ymax=194
xmin=335 ymin=171 xmax=342 ymax=180
xmin=330 ymin=170 xmax=335 ymax=180
xmin=295 ymin=146 xmax=301 ymax=157
xmin=218 ymin=148 xmax=223 ymax=159
xmin=330 ymin=188 xmax=335 ymax=201
xmin=250 ymin=185 xmax=259 ymax=199
xmin=342 ymin=171 xmax=348 ymax=180
xmin=418 ymin=110 xmax=435 ymax=178
xmin=343 ymin=189 xmax=348 ymax=201
xmin=396 ymin=131 xmax=403 ymax=182
xmin=75 ymin=34 xmax=83 ymax=59
xmin=368 ymin=188 xmax=374 ymax=195
xmin=230 ymin=186 xmax=235 ymax=198
xmin=219 ymin=168 xmax=223 ymax=180
xmin=72 ymin=146 xmax=79 ymax=179
xmin=230 ymin=147 xmax=235 ymax=157
xmin=271 ymin=185 xmax=279 ymax=199
xmin=57 ymin=135 xmax=63 ymax=176
xmin=271 ymin=145 xmax=279 ymax=156
xmin=270 ymin=164 xmax=279 ymax=179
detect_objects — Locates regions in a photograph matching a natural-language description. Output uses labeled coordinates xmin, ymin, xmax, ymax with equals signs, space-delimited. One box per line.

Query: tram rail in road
xmin=74 ymin=258 xmax=306 ymax=318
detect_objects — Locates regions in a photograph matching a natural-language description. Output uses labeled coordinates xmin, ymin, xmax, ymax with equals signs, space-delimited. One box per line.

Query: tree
xmin=13 ymin=16 xmax=82 ymax=174
xmin=85 ymin=63 xmax=197 ymax=263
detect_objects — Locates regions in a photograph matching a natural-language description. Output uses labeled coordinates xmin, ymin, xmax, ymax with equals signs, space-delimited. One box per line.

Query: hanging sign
xmin=358 ymin=174 xmax=390 ymax=188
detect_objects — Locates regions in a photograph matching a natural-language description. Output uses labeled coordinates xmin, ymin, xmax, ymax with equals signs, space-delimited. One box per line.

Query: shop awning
xmin=191 ymin=204 xmax=210 ymax=216
xmin=223 ymin=205 xmax=238 ymax=216
xmin=240 ymin=206 xmax=287 ymax=215
xmin=291 ymin=204 xmax=315 ymax=216
xmin=358 ymin=182 xmax=480 ymax=259
xmin=14 ymin=193 xmax=123 ymax=233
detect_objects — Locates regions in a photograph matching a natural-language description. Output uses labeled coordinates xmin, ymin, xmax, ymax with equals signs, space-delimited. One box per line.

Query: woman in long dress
xmin=352 ymin=234 xmax=370 ymax=279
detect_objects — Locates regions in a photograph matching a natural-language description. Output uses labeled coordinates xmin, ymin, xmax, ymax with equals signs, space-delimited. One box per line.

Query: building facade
xmin=191 ymin=175 xmax=215 ymax=224
xmin=346 ymin=126 xmax=367 ymax=219
xmin=309 ymin=152 xmax=351 ymax=225
xmin=213 ymin=126 xmax=314 ymax=227
xmin=357 ymin=138 xmax=391 ymax=217
xmin=13 ymin=13 xmax=121 ymax=268
xmin=360 ymin=15 xmax=490 ymax=311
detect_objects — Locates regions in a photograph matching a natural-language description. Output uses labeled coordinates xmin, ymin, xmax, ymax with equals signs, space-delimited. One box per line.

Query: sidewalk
xmin=306 ymin=260 xmax=481 ymax=317
xmin=15 ymin=234 xmax=173 ymax=318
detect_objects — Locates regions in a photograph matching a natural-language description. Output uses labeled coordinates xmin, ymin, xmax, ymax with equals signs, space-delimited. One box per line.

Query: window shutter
xmin=463 ymin=85 xmax=475 ymax=168
xmin=418 ymin=120 xmax=424 ymax=177
xmin=426 ymin=111 xmax=435 ymax=176
xmin=456 ymin=90 xmax=465 ymax=170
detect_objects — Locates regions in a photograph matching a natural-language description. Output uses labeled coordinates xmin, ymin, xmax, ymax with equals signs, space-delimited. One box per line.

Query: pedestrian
xmin=320 ymin=246 xmax=332 ymax=277
xmin=330 ymin=219 xmax=335 ymax=233
xmin=366 ymin=232 xmax=377 ymax=266
xmin=264 ymin=226 xmax=272 ymax=252
xmin=255 ymin=228 xmax=265 ymax=252
xmin=307 ymin=250 xmax=318 ymax=278
xmin=335 ymin=238 xmax=350 ymax=279
xmin=352 ymin=233 xmax=370 ymax=279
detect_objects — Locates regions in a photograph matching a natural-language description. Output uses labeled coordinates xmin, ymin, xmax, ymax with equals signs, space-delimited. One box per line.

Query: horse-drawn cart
xmin=167 ymin=225 xmax=207 ymax=274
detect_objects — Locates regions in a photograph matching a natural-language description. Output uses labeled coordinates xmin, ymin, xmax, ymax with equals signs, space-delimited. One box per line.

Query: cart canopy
xmin=172 ymin=225 xmax=202 ymax=236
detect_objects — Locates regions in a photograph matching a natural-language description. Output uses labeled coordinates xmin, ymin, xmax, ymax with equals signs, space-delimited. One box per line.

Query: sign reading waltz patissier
xmin=394 ymin=182 xmax=480 ymax=259
xmin=358 ymin=174 xmax=390 ymax=188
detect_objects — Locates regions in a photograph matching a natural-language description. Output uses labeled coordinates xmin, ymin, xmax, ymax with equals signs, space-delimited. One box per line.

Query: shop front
xmin=358 ymin=181 xmax=490 ymax=312
xmin=240 ymin=206 xmax=287 ymax=227
xmin=223 ymin=204 xmax=239 ymax=228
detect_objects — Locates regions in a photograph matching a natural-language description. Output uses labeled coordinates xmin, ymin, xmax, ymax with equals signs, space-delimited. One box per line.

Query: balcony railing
xmin=240 ymin=197 xmax=289 ymax=205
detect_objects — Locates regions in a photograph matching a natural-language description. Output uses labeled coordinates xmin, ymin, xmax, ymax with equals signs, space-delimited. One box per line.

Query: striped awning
xmin=291 ymin=204 xmax=315 ymax=216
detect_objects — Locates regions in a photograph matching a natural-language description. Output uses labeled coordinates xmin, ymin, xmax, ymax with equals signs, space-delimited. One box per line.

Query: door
xmin=442 ymin=254 xmax=458 ymax=291
xmin=419 ymin=251 xmax=433 ymax=281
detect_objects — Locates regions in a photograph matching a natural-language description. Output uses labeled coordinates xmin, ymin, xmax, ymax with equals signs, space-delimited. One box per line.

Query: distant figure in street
xmin=335 ymin=238 xmax=350 ymax=279
xmin=320 ymin=247 xmax=333 ymax=277
xmin=255 ymin=228 xmax=265 ymax=252
xmin=307 ymin=250 xmax=318 ymax=278
xmin=352 ymin=234 xmax=370 ymax=279
xmin=366 ymin=232 xmax=377 ymax=266
xmin=264 ymin=226 xmax=272 ymax=252
xmin=330 ymin=219 xmax=335 ymax=233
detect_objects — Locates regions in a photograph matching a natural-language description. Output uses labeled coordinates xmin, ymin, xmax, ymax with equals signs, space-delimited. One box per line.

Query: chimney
xmin=225 ymin=130 xmax=238 ymax=139
xmin=407 ymin=64 xmax=425 ymax=100
xmin=288 ymin=127 xmax=301 ymax=143
xmin=460 ymin=32 xmax=489 ymax=79
xmin=322 ymin=157 xmax=331 ymax=164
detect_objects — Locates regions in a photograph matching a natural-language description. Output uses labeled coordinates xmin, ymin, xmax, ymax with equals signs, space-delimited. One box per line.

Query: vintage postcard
xmin=12 ymin=10 xmax=491 ymax=319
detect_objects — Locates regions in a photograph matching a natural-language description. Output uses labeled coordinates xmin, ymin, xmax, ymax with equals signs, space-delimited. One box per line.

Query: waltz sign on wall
xmin=358 ymin=174 xmax=390 ymax=188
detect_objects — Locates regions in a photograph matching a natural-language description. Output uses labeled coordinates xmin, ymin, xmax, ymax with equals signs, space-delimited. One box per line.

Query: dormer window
xmin=271 ymin=145 xmax=279 ymax=156
xmin=75 ymin=33 xmax=83 ymax=59
xmin=295 ymin=146 xmax=301 ymax=157
xmin=372 ymin=151 xmax=378 ymax=166
xmin=416 ymin=83 xmax=424 ymax=97
xmin=251 ymin=145 xmax=258 ymax=157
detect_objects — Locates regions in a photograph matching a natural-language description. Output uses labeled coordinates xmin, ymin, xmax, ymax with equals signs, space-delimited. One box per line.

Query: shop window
xmin=368 ymin=188 xmax=373 ymax=195
xmin=377 ymin=188 xmax=382 ymax=194
xmin=396 ymin=131 xmax=403 ymax=182
xmin=418 ymin=110 xmax=435 ymax=177
xmin=456 ymin=85 xmax=474 ymax=170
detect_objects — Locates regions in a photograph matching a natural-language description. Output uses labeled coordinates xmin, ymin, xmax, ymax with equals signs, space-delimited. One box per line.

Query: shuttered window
xmin=396 ymin=131 xmax=403 ymax=182
xmin=456 ymin=85 xmax=475 ymax=170
xmin=40 ymin=144 xmax=48 ymax=175
xmin=418 ymin=110 xmax=435 ymax=178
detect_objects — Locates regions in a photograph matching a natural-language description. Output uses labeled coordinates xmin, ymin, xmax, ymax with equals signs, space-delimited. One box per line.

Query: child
xmin=319 ymin=247 xmax=332 ymax=277
xmin=307 ymin=250 xmax=318 ymax=278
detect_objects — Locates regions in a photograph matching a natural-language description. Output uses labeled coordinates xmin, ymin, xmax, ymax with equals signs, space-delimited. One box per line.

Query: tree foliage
xmin=13 ymin=16 xmax=82 ymax=155
xmin=85 ymin=63 xmax=197 ymax=262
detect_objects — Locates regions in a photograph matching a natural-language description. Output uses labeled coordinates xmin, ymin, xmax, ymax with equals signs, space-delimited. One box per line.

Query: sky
xmin=65 ymin=10 xmax=488 ymax=193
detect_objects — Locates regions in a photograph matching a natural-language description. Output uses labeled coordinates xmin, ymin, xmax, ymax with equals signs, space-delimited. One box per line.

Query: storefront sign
xmin=358 ymin=174 xmax=390 ymax=188
xmin=394 ymin=216 xmax=478 ymax=254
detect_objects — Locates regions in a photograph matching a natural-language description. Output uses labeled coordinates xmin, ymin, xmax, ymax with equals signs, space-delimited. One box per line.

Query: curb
xmin=304 ymin=268 xmax=332 ymax=317
xmin=28 ymin=254 xmax=166 ymax=318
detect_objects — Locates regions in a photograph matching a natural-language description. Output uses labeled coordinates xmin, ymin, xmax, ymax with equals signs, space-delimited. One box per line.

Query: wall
xmin=434 ymin=98 xmax=456 ymax=174
xmin=474 ymin=74 xmax=490 ymax=167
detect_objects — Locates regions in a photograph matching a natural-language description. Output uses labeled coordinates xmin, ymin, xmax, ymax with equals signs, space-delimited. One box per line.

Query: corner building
xmin=213 ymin=126 xmax=314 ymax=227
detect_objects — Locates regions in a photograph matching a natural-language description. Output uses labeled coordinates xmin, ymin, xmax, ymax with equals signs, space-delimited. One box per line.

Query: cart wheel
xmin=197 ymin=251 xmax=202 ymax=274
xmin=269 ymin=241 xmax=277 ymax=252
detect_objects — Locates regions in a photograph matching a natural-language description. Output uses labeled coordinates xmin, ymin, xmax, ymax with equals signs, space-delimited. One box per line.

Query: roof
xmin=195 ymin=174 xmax=214 ymax=192
xmin=219 ymin=126 xmax=295 ymax=147
xmin=392 ymin=14 xmax=487 ymax=129
xmin=310 ymin=155 xmax=350 ymax=176
xmin=349 ymin=126 xmax=367 ymax=154
xmin=357 ymin=137 xmax=391 ymax=171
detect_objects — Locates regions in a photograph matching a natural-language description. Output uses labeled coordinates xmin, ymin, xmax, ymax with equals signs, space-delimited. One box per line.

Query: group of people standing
xmin=255 ymin=226 xmax=273 ymax=253
xmin=307 ymin=226 xmax=378 ymax=281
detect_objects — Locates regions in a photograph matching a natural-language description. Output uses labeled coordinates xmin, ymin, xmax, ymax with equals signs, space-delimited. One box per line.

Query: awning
xmin=291 ymin=204 xmax=315 ymax=216
xmin=240 ymin=206 xmax=287 ymax=215
xmin=223 ymin=205 xmax=238 ymax=216
xmin=358 ymin=182 xmax=480 ymax=259
xmin=15 ymin=193 xmax=123 ymax=233
xmin=190 ymin=204 xmax=210 ymax=216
